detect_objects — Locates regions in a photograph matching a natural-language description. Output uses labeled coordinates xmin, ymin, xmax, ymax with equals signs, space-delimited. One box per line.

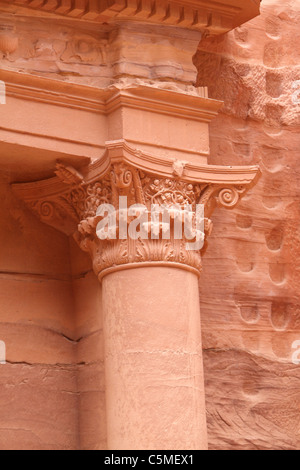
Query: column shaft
xmin=102 ymin=266 xmax=207 ymax=450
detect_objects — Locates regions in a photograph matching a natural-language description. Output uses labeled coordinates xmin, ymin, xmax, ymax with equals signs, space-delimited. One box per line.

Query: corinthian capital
xmin=12 ymin=139 xmax=260 ymax=279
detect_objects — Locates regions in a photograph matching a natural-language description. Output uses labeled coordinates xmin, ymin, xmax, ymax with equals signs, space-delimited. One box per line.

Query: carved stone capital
xmin=12 ymin=140 xmax=260 ymax=279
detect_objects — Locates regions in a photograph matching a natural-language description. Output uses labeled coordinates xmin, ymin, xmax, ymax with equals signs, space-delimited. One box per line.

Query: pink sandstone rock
xmin=0 ymin=0 xmax=298 ymax=452
xmin=195 ymin=0 xmax=300 ymax=450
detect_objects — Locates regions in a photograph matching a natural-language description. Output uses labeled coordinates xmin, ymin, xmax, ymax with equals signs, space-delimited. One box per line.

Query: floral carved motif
xmin=13 ymin=144 xmax=260 ymax=278
xmin=74 ymin=167 xmax=249 ymax=277
xmin=65 ymin=177 xmax=112 ymax=220
xmin=140 ymin=175 xmax=202 ymax=210
xmin=81 ymin=236 xmax=202 ymax=280
xmin=55 ymin=164 xmax=84 ymax=186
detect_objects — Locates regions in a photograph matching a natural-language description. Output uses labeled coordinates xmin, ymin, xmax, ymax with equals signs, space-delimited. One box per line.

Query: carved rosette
xmin=12 ymin=141 xmax=260 ymax=280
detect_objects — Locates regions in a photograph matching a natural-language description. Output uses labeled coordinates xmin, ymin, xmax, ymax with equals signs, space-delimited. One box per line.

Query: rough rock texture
xmin=0 ymin=0 xmax=299 ymax=452
xmin=195 ymin=0 xmax=300 ymax=450
xmin=0 ymin=177 xmax=79 ymax=450
xmin=0 ymin=10 xmax=200 ymax=87
xmin=0 ymin=176 xmax=106 ymax=450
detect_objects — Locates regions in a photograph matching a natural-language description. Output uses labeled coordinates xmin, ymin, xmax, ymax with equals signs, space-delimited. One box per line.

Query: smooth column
xmin=102 ymin=265 xmax=207 ymax=450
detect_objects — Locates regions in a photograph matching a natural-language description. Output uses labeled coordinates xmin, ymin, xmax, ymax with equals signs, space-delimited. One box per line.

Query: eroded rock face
xmin=0 ymin=15 xmax=200 ymax=87
xmin=0 ymin=0 xmax=298 ymax=451
xmin=195 ymin=0 xmax=300 ymax=450
xmin=0 ymin=177 xmax=79 ymax=450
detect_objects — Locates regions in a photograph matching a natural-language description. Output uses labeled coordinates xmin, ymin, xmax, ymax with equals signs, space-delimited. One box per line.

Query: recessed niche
xmin=265 ymin=225 xmax=284 ymax=251
xmin=271 ymin=302 xmax=290 ymax=330
xmin=240 ymin=304 xmax=260 ymax=324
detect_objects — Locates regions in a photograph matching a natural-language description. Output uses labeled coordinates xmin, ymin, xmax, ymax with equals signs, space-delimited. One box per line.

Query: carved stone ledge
xmin=12 ymin=140 xmax=260 ymax=278
xmin=2 ymin=0 xmax=261 ymax=35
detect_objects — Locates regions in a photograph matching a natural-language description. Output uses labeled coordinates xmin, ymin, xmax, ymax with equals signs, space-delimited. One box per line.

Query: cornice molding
xmin=1 ymin=0 xmax=260 ymax=35
xmin=0 ymin=70 xmax=219 ymax=122
xmin=105 ymin=85 xmax=221 ymax=123
xmin=0 ymin=70 xmax=107 ymax=113
xmin=13 ymin=139 xmax=260 ymax=202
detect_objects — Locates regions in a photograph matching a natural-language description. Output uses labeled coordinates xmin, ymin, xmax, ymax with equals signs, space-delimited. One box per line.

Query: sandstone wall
xmin=70 ymin=240 xmax=107 ymax=450
xmin=0 ymin=0 xmax=299 ymax=451
xmin=196 ymin=0 xmax=300 ymax=450
xmin=0 ymin=177 xmax=107 ymax=450
xmin=0 ymin=177 xmax=78 ymax=450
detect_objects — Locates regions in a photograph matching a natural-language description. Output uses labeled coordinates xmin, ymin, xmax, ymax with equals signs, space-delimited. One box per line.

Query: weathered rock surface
xmin=0 ymin=178 xmax=79 ymax=450
xmin=196 ymin=0 xmax=300 ymax=450
xmin=0 ymin=0 xmax=299 ymax=451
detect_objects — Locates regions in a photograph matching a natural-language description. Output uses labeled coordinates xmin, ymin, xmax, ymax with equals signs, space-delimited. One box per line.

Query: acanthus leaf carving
xmin=13 ymin=141 xmax=260 ymax=279
xmin=55 ymin=163 xmax=84 ymax=186
xmin=64 ymin=176 xmax=112 ymax=221
xmin=140 ymin=174 xmax=202 ymax=210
